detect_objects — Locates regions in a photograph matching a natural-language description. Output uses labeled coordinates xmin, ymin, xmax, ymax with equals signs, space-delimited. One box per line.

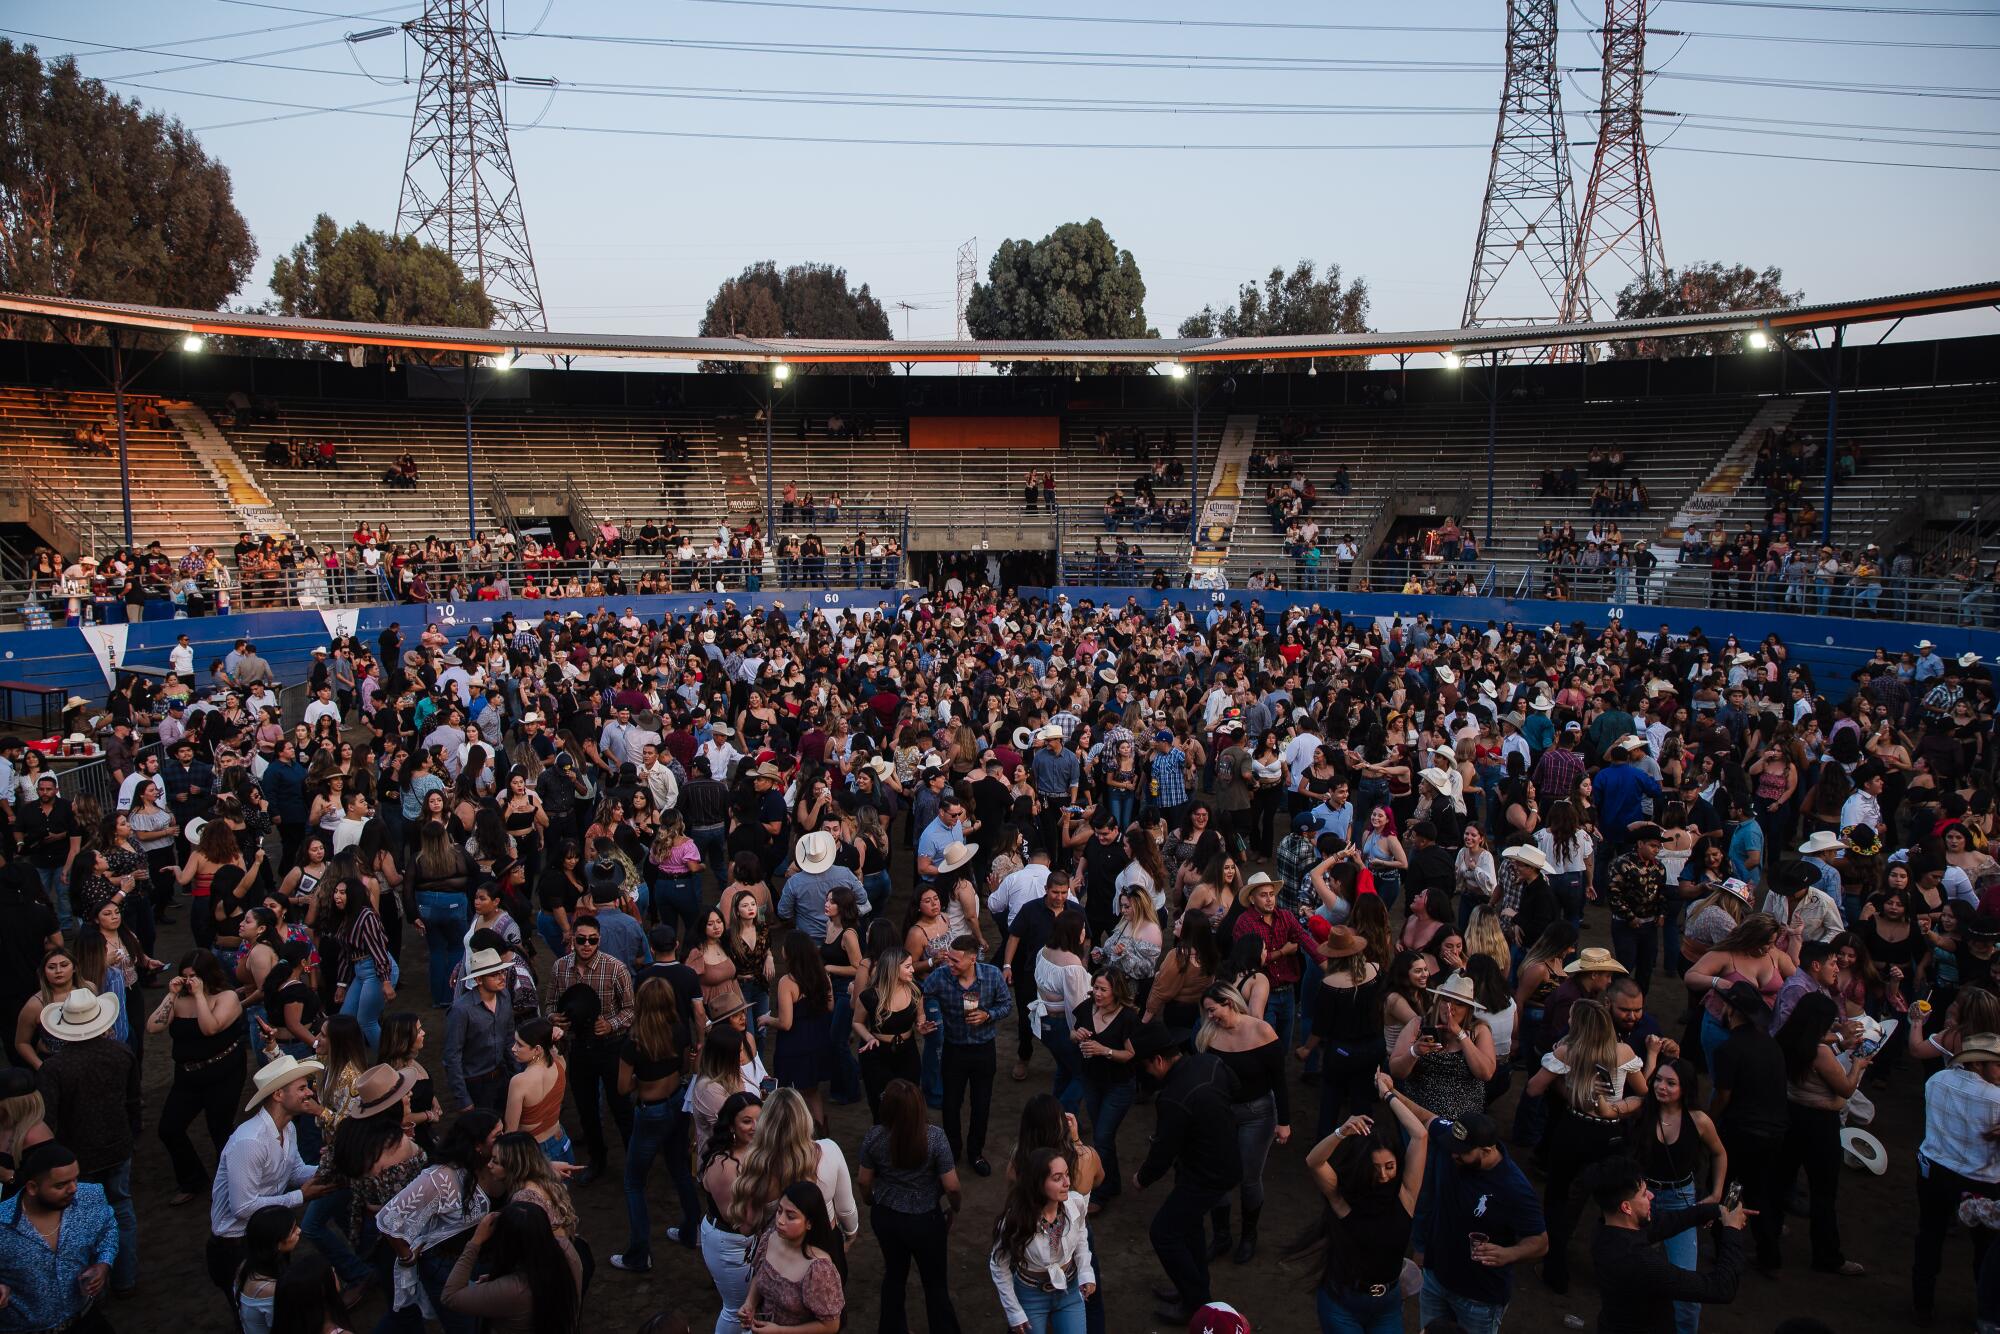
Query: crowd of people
xmin=0 ymin=589 xmax=1996 ymax=1334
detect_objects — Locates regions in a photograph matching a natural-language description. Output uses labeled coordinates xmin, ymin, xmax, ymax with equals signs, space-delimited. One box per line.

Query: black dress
xmin=856 ymin=984 xmax=921 ymax=1120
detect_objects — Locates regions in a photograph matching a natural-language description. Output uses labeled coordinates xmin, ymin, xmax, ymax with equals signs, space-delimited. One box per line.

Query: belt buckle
xmin=1366 ymin=1283 xmax=1389 ymax=1298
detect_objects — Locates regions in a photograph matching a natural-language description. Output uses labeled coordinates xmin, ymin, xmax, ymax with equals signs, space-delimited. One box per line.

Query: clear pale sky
xmin=7 ymin=0 xmax=1998 ymax=364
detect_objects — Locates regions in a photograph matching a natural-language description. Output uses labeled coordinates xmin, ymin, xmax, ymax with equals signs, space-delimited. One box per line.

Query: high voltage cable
xmin=670 ymin=0 xmax=1500 ymax=34
xmin=1663 ymin=0 xmax=2000 ymax=13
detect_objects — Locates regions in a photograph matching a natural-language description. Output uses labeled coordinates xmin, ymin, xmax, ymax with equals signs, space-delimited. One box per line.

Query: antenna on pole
xmin=1463 ymin=0 xmax=1580 ymax=353
xmin=893 ymin=300 xmax=919 ymax=375
xmin=955 ymin=237 xmax=978 ymax=376
xmin=1564 ymin=0 xmax=1666 ymax=336
xmin=393 ymin=0 xmax=549 ymax=333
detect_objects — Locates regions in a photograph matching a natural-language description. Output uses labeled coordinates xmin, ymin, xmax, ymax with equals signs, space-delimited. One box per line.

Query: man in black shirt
xmin=1589 ymin=1155 xmax=1749 ymax=1333
xmin=1402 ymin=820 xmax=1457 ymax=906
xmin=1707 ymin=981 xmax=1788 ymax=1270
xmin=1001 ymin=872 xmax=1081 ymax=1068
xmin=638 ymin=924 xmax=704 ymax=1047
xmin=1131 ymin=1021 xmax=1243 ymax=1323
xmin=676 ymin=756 xmax=733 ymax=894
xmin=1073 ymin=811 xmax=1130 ymax=939
xmin=17 ymin=775 xmax=80 ymax=933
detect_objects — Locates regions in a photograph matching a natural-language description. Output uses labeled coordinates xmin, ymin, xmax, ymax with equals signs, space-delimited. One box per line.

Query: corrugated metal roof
xmin=0 ymin=281 xmax=1994 ymax=364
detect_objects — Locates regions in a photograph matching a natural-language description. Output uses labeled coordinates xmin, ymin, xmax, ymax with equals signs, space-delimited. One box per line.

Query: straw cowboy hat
xmin=1564 ymin=946 xmax=1629 ymax=976
xmin=1036 ymin=723 xmax=1064 ymax=743
xmin=1435 ymin=665 xmax=1457 ymax=685
xmin=866 ymin=756 xmax=897 ymax=781
xmin=936 ymin=841 xmax=979 ymax=875
xmin=1501 ymin=844 xmax=1550 ymax=873
xmin=1954 ymin=1033 xmax=2000 ymax=1068
xmin=40 ymin=988 xmax=120 ymax=1043
xmin=350 ymin=1063 xmax=423 ymax=1119
xmin=244 ymin=1053 xmax=324 ymax=1113
xmin=794 ymin=830 xmax=839 ymax=874
xmin=1425 ymin=973 xmax=1479 ymax=1007
xmin=463 ymin=947 xmax=511 ymax=983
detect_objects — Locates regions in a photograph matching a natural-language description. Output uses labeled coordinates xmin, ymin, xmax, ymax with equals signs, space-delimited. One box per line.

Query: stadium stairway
xmin=166 ymin=404 xmax=293 ymax=539
xmin=1648 ymin=399 xmax=1802 ymax=596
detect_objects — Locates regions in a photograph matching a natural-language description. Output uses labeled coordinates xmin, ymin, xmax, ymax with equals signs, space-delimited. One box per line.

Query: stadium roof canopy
xmin=0 ymin=281 xmax=1995 ymax=366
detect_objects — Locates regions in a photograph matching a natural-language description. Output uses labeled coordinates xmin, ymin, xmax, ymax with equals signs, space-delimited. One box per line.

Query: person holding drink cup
xmin=921 ymin=934 xmax=1012 ymax=1178
xmin=1406 ymin=1100 xmax=1549 ymax=1334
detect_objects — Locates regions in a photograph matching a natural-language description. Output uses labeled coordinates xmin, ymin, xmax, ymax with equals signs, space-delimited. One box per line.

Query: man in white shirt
xmin=207 ymin=1056 xmax=333 ymax=1299
xmin=116 ymin=754 xmax=163 ymax=811
xmin=698 ymin=729 xmax=744 ymax=787
xmin=301 ymin=685 xmax=342 ymax=731
xmin=168 ymin=633 xmax=195 ymax=682
xmin=642 ymin=744 xmax=680 ymax=812
xmin=1761 ymin=860 xmax=1844 ymax=948
xmin=1281 ymin=728 xmax=1322 ymax=808
xmin=987 ymin=848 xmax=1052 ymax=929
xmin=1914 ymin=1034 xmax=2000 ymax=1318
xmin=1839 ymin=763 xmax=1886 ymax=835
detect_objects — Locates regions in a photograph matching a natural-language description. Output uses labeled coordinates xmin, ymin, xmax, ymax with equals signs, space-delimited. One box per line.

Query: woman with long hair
xmin=823 ymin=884 xmax=865 ymax=1108
xmin=1034 ymin=912 xmax=1092 ymax=1117
xmin=312 ymin=1063 xmax=428 ymax=1295
xmin=734 ymin=1087 xmax=858 ymax=1249
xmin=1389 ymin=970 xmax=1497 ymax=1125
xmin=376 ymin=1012 xmax=441 ymax=1153
xmin=1632 ymin=1057 xmax=1729 ymax=1330
xmin=728 ymin=888 xmax=774 ymax=1033
xmin=375 ymin=1109 xmax=503 ymax=1334
xmin=740 ymin=1181 xmax=847 ymax=1333
xmin=233 ymin=1204 xmax=300 ymax=1334
xmin=1197 ymin=981 xmax=1290 ymax=1263
xmin=13 ymin=949 xmax=83 ymax=1070
xmin=1686 ymin=914 xmax=1796 ymax=1067
xmin=691 ymin=1009 xmax=769 ymax=1149
xmin=1679 ymin=871 xmax=1753 ymax=969
xmin=176 ymin=817 xmax=259 ymax=950
xmin=1071 ymin=968 xmax=1139 ymax=1213
xmin=1535 ymin=798 xmax=1595 ymax=930
xmin=1295 ymin=1070 xmax=1430 ymax=1334
xmin=0 ymin=1067 xmax=53 ymax=1191
xmin=480 ymin=1131 xmax=580 ymax=1243
xmin=533 ymin=839 xmax=585 ymax=954
xmin=858 ymin=1078 xmax=964 ymax=1334
xmin=1526 ymin=997 xmax=1645 ymax=1294
xmin=854 ymin=947 xmax=925 ymax=1121
xmin=1295 ymin=926 xmax=1384 ymax=1141
xmin=505 ymin=1017 xmax=571 ymax=1164
xmin=763 ymin=932 xmax=835 ymax=1129
xmin=268 ymin=1253 xmax=343 ymax=1334
xmin=1144 ymin=912 xmax=1217 ymax=1028
xmin=1465 ymin=953 xmax=1518 ymax=1107
xmin=145 ymin=948 xmax=247 ymax=1205
xmin=1097 ymin=881 xmax=1163 ymax=1013
xmin=1772 ymin=991 xmax=1874 ymax=1276
xmin=443 ymin=1200 xmax=583 ymax=1334
xmin=699 ymin=1091 xmax=764 ymax=1334
xmin=649 ymin=811 xmax=705 ymax=942
xmin=611 ymin=977 xmax=702 ymax=1272
xmin=1117 ymin=825 xmax=1170 ymax=916
xmin=989 ymin=1146 xmax=1095 ymax=1334
xmin=322 ymin=874 xmax=395 ymax=1047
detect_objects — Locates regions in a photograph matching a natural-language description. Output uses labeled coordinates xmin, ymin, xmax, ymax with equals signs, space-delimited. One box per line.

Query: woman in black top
xmin=1298 ymin=1070 xmax=1429 ymax=1333
xmin=1072 ymin=971 xmax=1140 ymax=1208
xmin=1296 ymin=928 xmax=1385 ymax=1140
xmin=1630 ymin=1056 xmax=1728 ymax=1321
xmin=1197 ymin=981 xmax=1290 ymax=1264
xmin=855 ymin=947 xmax=925 ymax=1121
xmin=857 ymin=1078 xmax=963 ymax=1334
xmin=612 ymin=977 xmax=699 ymax=1271
xmin=823 ymin=886 xmax=865 ymax=1108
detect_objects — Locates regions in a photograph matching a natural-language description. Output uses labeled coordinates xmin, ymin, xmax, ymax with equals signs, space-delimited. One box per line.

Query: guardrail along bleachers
xmin=0 ymin=386 xmax=242 ymax=552
xmin=1222 ymin=395 xmax=1758 ymax=582
xmin=212 ymin=399 xmax=736 ymax=545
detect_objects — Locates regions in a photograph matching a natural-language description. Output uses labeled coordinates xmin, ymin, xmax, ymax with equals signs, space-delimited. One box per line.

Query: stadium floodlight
xmin=1748 ymin=330 xmax=1771 ymax=350
xmin=1161 ymin=363 xmax=1188 ymax=379
xmin=772 ymin=363 xmax=791 ymax=383
xmin=1441 ymin=352 xmax=1463 ymax=370
xmin=181 ymin=334 xmax=204 ymax=353
xmin=488 ymin=351 xmax=516 ymax=371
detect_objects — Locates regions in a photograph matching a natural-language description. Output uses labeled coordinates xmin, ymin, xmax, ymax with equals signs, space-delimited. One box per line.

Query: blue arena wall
xmin=1 ymin=587 xmax=1994 ymax=712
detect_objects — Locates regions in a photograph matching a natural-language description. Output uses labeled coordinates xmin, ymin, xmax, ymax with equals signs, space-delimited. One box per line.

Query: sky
xmin=5 ymin=0 xmax=1999 ymax=368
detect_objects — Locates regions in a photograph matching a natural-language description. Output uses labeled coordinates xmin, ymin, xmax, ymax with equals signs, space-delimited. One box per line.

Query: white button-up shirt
xmin=211 ymin=1106 xmax=317 ymax=1238
xmin=1919 ymin=1065 xmax=2000 ymax=1183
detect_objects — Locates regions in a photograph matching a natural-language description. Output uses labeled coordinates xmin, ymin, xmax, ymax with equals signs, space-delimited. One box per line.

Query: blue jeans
xmin=1040 ymin=1012 xmax=1086 ymax=1116
xmin=1264 ymin=986 xmax=1297 ymax=1053
xmin=829 ymin=988 xmax=861 ymax=1104
xmin=1013 ymin=1275 xmax=1085 ymax=1334
xmin=922 ymin=1026 xmax=943 ymax=1106
xmin=535 ymin=909 xmax=566 ymax=955
xmin=1550 ymin=871 xmax=1587 ymax=931
xmin=1651 ymin=1178 xmax=1703 ymax=1334
xmin=416 ymin=1244 xmax=480 ymax=1334
xmin=87 ymin=1160 xmax=138 ymax=1292
xmin=303 ymin=1185 xmax=375 ymax=1288
xmin=1316 ymin=1281 xmax=1404 ymax=1334
xmin=1699 ymin=1010 xmax=1730 ymax=1070
xmin=623 ymin=1096 xmax=702 ymax=1263
xmin=690 ymin=826 xmax=729 ymax=895
xmin=652 ymin=873 xmax=702 ymax=941
xmin=341 ymin=957 xmax=389 ymax=1047
xmin=417 ymin=891 xmax=469 ymax=1008
xmin=1418 ymin=1269 xmax=1507 ymax=1334
xmin=1080 ymin=1078 xmax=1135 ymax=1201
xmin=38 ymin=866 xmax=74 ymax=934
xmin=1106 ymin=791 xmax=1136 ymax=832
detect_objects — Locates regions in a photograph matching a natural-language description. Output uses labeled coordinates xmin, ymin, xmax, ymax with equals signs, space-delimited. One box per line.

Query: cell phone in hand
xmin=1721 ymin=1180 xmax=1743 ymax=1210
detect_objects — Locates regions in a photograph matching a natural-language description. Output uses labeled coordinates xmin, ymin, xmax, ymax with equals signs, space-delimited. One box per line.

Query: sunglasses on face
xmin=573 ymin=934 xmax=600 ymax=945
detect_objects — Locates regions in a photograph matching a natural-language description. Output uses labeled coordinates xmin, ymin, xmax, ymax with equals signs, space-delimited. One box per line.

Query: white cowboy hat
xmin=1420 ymin=768 xmax=1455 ymax=792
xmin=463 ymin=947 xmax=511 ymax=983
xmin=1731 ymin=653 xmax=1756 ymax=666
xmin=1530 ymin=696 xmax=1554 ymax=712
xmin=1916 ymin=638 xmax=1935 ymax=651
xmin=1036 ymin=723 xmax=1063 ymax=743
xmin=1501 ymin=844 xmax=1550 ymax=872
xmin=1798 ymin=831 xmax=1844 ymax=856
xmin=795 ymin=829 xmax=839 ymax=874
xmin=1431 ymin=744 xmax=1457 ymax=764
xmin=1098 ymin=668 xmax=1119 ymax=686
xmin=701 ymin=630 xmax=716 ymax=644
xmin=1012 ymin=726 xmax=1034 ymax=751
xmin=183 ymin=816 xmax=209 ymax=846
xmin=937 ymin=840 xmax=980 ymax=874
xmin=520 ymin=712 xmax=543 ymax=725
xmin=1563 ymin=946 xmax=1629 ymax=976
xmin=244 ymin=1053 xmax=325 ymax=1112
xmin=1477 ymin=681 xmax=1499 ymax=700
xmin=1425 ymin=972 xmax=1479 ymax=1007
xmin=866 ymin=756 xmax=896 ymax=780
xmin=1961 ymin=652 xmax=1983 ymax=668
xmin=710 ymin=723 xmax=735 ymax=737
xmin=40 ymin=987 xmax=120 ymax=1043
xmin=1434 ymin=665 xmax=1456 ymax=685
xmin=1839 ymin=1127 xmax=1887 ymax=1175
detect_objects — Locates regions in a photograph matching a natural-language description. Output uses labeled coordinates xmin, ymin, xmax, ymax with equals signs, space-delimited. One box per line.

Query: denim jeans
xmin=1650 ymin=1178 xmax=1702 ymax=1334
xmin=690 ymin=825 xmax=730 ymax=895
xmin=1013 ymin=1275 xmax=1086 ymax=1334
xmin=829 ymin=987 xmax=862 ymax=1103
xmin=1610 ymin=917 xmax=1659 ymax=994
xmin=1550 ymin=871 xmax=1587 ymax=930
xmin=652 ymin=873 xmax=702 ymax=939
xmin=1080 ymin=1078 xmax=1135 ymax=1201
xmin=303 ymin=1185 xmax=375 ymax=1288
xmin=536 ymin=909 xmax=566 ymax=955
xmin=922 ymin=1026 xmax=944 ymax=1105
xmin=1040 ymin=1011 xmax=1086 ymax=1116
xmin=623 ymin=1096 xmax=702 ymax=1264
xmin=417 ymin=891 xmax=469 ymax=1007
xmin=84 ymin=1160 xmax=139 ymax=1292
xmin=1418 ymin=1269 xmax=1507 ymax=1334
xmin=1264 ymin=985 xmax=1297 ymax=1051
xmin=700 ymin=1219 xmax=753 ymax=1334
xmin=1316 ymin=1281 xmax=1404 ymax=1334
xmin=38 ymin=866 xmax=75 ymax=934
xmin=341 ymin=956 xmax=389 ymax=1047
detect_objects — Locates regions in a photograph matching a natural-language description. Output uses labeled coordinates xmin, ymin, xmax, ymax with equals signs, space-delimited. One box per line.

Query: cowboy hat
xmin=40 ymin=988 xmax=119 ymax=1043
xmin=585 ymin=857 xmax=627 ymax=892
xmin=866 ymin=755 xmax=896 ymax=781
xmin=754 ymin=761 xmax=784 ymax=781
xmin=1962 ymin=652 xmax=1984 ymax=668
xmin=1716 ymin=877 xmax=1754 ymax=905
xmin=1839 ymin=1127 xmax=1888 ymax=1176
xmin=463 ymin=947 xmax=511 ymax=983
xmin=1434 ymin=665 xmax=1456 ymax=685
xmin=183 ymin=816 xmax=209 ymax=846
xmin=1317 ymin=925 xmax=1368 ymax=958
xmin=1564 ymin=946 xmax=1628 ymax=976
xmin=707 ymin=986 xmax=751 ymax=1025
xmin=350 ymin=1063 xmax=423 ymax=1119
xmin=1954 ymin=1033 xmax=2000 ymax=1067
xmin=1731 ymin=652 xmax=1756 ymax=666
xmin=1798 ymin=831 xmax=1845 ymax=856
xmin=1243 ymin=871 xmax=1277 ymax=892
xmin=1012 ymin=726 xmax=1034 ymax=751
xmin=1430 ymin=744 xmax=1457 ymax=764
xmin=245 ymin=1053 xmax=324 ymax=1113
xmin=1129 ymin=1021 xmax=1193 ymax=1063
xmin=1036 ymin=723 xmax=1063 ymax=743
xmin=794 ymin=830 xmax=839 ymax=874
xmin=1425 ymin=972 xmax=1479 ymax=1007
xmin=1530 ymin=696 xmax=1554 ymax=712
xmin=1420 ymin=768 xmax=1455 ymax=792
xmin=1916 ymin=638 xmax=1936 ymax=651
xmin=936 ymin=840 xmax=980 ymax=875
xmin=1501 ymin=844 xmax=1550 ymax=872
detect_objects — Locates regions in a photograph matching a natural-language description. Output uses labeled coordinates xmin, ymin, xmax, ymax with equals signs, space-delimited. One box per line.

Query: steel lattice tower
xmin=1463 ymin=0 xmax=1580 ymax=334
xmin=396 ymin=0 xmax=548 ymax=332
xmin=1563 ymin=0 xmax=1666 ymax=325
xmin=955 ymin=237 xmax=978 ymax=374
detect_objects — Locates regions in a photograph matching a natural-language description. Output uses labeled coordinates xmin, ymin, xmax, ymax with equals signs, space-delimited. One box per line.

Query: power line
xmin=668 ymin=0 xmax=1501 ymax=34
xmin=1663 ymin=0 xmax=2000 ymax=13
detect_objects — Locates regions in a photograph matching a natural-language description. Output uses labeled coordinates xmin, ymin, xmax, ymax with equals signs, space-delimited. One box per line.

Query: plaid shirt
xmin=1276 ymin=833 xmax=1320 ymax=912
xmin=1531 ymin=745 xmax=1586 ymax=802
xmin=1232 ymin=908 xmax=1313 ymax=988
xmin=920 ymin=962 xmax=1013 ymax=1045
xmin=545 ymin=950 xmax=635 ymax=1035
xmin=1150 ymin=747 xmax=1190 ymax=808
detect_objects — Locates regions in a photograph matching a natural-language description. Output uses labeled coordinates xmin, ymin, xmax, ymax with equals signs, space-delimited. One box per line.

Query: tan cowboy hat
xmin=1036 ymin=723 xmax=1063 ymax=743
xmin=1564 ymin=946 xmax=1629 ymax=976
xmin=794 ymin=829 xmax=839 ymax=874
xmin=754 ymin=761 xmax=784 ymax=781
xmin=1501 ymin=844 xmax=1550 ymax=872
xmin=1243 ymin=871 xmax=1277 ymax=892
xmin=1954 ymin=1033 xmax=2000 ymax=1067
xmin=40 ymin=987 xmax=119 ymax=1043
xmin=1798 ymin=831 xmax=1844 ymax=856
xmin=350 ymin=1063 xmax=423 ymax=1119
xmin=1425 ymin=972 xmax=1479 ymax=1007
xmin=1435 ymin=665 xmax=1456 ymax=685
xmin=866 ymin=755 xmax=896 ymax=780
xmin=463 ymin=947 xmax=511 ymax=982
xmin=1098 ymin=668 xmax=1119 ymax=686
xmin=937 ymin=840 xmax=980 ymax=875
xmin=244 ymin=1053 xmax=324 ymax=1113
xmin=707 ymin=986 xmax=750 ymax=1024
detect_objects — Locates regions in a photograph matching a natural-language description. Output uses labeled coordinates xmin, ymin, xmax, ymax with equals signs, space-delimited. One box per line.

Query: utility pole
xmin=955 ymin=238 xmax=978 ymax=376
xmin=1563 ymin=0 xmax=1666 ymax=332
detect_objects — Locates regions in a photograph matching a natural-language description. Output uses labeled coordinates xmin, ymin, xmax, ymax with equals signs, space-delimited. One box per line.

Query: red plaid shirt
xmin=1232 ymin=907 xmax=1314 ymax=988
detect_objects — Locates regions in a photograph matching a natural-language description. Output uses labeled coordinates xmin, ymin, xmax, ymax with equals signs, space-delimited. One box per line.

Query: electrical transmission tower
xmin=396 ymin=0 xmax=548 ymax=332
xmin=1463 ymin=0 xmax=1580 ymax=337
xmin=1563 ymin=0 xmax=1666 ymax=326
xmin=955 ymin=237 xmax=979 ymax=374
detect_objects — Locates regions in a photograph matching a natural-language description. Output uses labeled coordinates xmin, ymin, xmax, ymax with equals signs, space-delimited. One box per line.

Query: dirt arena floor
xmin=108 ymin=853 xmax=1973 ymax=1334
